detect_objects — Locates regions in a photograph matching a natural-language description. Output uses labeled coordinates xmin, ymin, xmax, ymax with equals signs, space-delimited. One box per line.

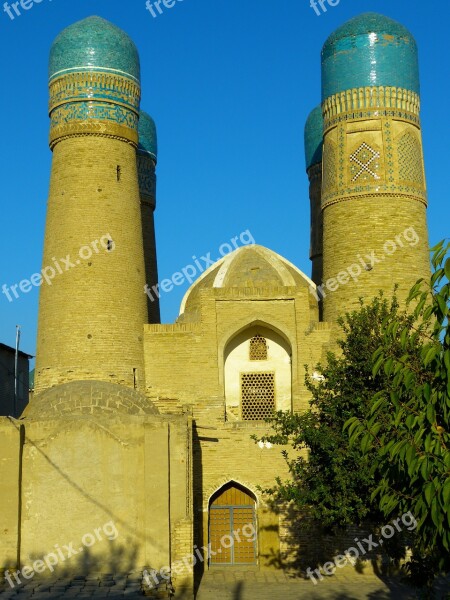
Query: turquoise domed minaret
xmin=35 ymin=17 xmax=148 ymax=393
xmin=319 ymin=13 xmax=430 ymax=323
xmin=138 ymin=111 xmax=160 ymax=324
xmin=304 ymin=106 xmax=324 ymax=288
xmin=48 ymin=16 xmax=141 ymax=148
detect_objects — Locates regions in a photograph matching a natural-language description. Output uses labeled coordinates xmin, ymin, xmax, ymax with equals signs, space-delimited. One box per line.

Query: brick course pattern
xmin=35 ymin=135 xmax=148 ymax=393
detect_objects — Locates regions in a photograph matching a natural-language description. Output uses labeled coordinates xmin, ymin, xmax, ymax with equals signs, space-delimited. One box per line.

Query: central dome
xmin=179 ymin=245 xmax=316 ymax=319
xmin=49 ymin=16 xmax=140 ymax=82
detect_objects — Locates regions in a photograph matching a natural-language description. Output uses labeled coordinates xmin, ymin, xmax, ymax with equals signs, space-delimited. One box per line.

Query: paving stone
xmin=194 ymin=571 xmax=433 ymax=600
xmin=2 ymin=569 xmax=447 ymax=599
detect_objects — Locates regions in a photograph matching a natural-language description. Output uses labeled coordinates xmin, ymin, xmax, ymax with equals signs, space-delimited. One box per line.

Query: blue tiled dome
xmin=49 ymin=16 xmax=140 ymax=82
xmin=322 ymin=13 xmax=419 ymax=100
xmin=304 ymin=106 xmax=323 ymax=170
xmin=138 ymin=111 xmax=158 ymax=161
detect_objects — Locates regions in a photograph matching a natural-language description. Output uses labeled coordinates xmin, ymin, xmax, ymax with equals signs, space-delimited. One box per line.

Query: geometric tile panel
xmin=398 ymin=132 xmax=424 ymax=185
xmin=323 ymin=140 xmax=337 ymax=191
xmin=349 ymin=142 xmax=381 ymax=182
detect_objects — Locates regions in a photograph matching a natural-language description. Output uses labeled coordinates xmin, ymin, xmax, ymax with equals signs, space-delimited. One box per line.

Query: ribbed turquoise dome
xmin=304 ymin=106 xmax=323 ymax=170
xmin=138 ymin=111 xmax=157 ymax=162
xmin=49 ymin=16 xmax=140 ymax=82
xmin=322 ymin=13 xmax=419 ymax=100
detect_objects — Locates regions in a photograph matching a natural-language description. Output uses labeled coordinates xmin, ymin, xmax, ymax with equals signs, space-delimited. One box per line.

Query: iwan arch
xmin=0 ymin=12 xmax=431 ymax=599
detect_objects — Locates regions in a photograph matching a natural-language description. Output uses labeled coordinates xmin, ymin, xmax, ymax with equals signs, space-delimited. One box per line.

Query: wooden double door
xmin=209 ymin=484 xmax=257 ymax=565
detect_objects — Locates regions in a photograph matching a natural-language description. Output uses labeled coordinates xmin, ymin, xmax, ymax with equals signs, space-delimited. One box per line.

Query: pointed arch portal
xmin=209 ymin=482 xmax=257 ymax=565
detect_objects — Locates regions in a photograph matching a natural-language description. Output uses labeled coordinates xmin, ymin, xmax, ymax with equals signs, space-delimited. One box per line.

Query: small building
xmin=0 ymin=343 xmax=33 ymax=418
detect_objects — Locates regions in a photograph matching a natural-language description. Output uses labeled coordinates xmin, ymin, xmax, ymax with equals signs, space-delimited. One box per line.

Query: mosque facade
xmin=0 ymin=12 xmax=431 ymax=598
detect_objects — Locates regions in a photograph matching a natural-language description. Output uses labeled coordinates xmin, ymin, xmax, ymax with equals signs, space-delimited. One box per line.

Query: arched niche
xmin=224 ymin=325 xmax=292 ymax=421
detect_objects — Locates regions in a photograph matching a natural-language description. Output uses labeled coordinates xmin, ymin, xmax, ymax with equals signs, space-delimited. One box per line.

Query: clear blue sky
xmin=0 ymin=0 xmax=448 ymax=365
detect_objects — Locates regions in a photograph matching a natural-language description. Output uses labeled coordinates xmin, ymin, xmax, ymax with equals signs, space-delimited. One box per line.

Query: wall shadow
xmin=233 ymin=580 xmax=244 ymax=599
xmin=256 ymin=500 xmax=446 ymax=599
xmin=192 ymin=423 xmax=205 ymax=597
xmin=1 ymin=418 xmax=196 ymax=599
xmin=1 ymin=543 xmax=198 ymax=599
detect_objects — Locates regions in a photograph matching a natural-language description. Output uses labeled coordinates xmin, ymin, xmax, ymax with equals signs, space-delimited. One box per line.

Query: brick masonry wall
xmin=144 ymin=284 xmax=334 ymax=568
xmin=321 ymin=109 xmax=431 ymax=322
xmin=322 ymin=195 xmax=430 ymax=322
xmin=35 ymin=136 xmax=148 ymax=393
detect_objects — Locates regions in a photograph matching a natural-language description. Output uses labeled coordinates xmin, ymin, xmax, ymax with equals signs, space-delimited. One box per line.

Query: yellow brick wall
xmin=144 ymin=284 xmax=333 ymax=567
xmin=35 ymin=137 xmax=148 ymax=392
xmin=0 ymin=418 xmax=22 ymax=570
xmin=321 ymin=105 xmax=430 ymax=322
xmin=0 ymin=415 xmax=192 ymax=581
xmin=144 ymin=287 xmax=330 ymax=419
xmin=194 ymin=424 xmax=304 ymax=569
xmin=322 ymin=196 xmax=430 ymax=322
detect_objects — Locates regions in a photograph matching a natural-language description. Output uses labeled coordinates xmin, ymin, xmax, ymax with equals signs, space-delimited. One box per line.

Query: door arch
xmin=209 ymin=482 xmax=257 ymax=565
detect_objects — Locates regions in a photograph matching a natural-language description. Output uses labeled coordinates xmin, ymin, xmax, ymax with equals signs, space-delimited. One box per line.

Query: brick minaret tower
xmin=320 ymin=13 xmax=430 ymax=322
xmin=137 ymin=111 xmax=160 ymax=324
xmin=304 ymin=105 xmax=324 ymax=289
xmin=35 ymin=16 xmax=148 ymax=393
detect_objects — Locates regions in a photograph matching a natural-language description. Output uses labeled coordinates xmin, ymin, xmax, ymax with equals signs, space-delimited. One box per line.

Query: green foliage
xmin=260 ymin=292 xmax=415 ymax=531
xmin=345 ymin=240 xmax=450 ymax=583
xmin=260 ymin=241 xmax=450 ymax=587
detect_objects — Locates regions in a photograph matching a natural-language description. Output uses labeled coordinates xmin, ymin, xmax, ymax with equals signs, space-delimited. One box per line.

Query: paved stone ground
xmin=0 ymin=573 xmax=145 ymax=599
xmin=0 ymin=571 xmax=448 ymax=599
xmin=196 ymin=569 xmax=450 ymax=600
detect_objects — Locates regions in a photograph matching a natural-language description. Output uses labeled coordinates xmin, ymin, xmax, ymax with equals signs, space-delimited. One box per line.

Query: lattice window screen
xmin=241 ymin=372 xmax=275 ymax=420
xmin=249 ymin=335 xmax=268 ymax=361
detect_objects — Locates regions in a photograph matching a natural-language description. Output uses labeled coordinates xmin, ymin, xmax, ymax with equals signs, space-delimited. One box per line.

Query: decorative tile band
xmin=49 ymin=70 xmax=141 ymax=148
xmin=50 ymin=101 xmax=139 ymax=148
xmin=325 ymin=109 xmax=421 ymax=132
xmin=323 ymin=86 xmax=420 ymax=131
xmin=307 ymin=162 xmax=322 ymax=181
xmin=49 ymin=65 xmax=140 ymax=84
xmin=49 ymin=123 xmax=139 ymax=149
xmin=322 ymin=192 xmax=428 ymax=209
xmin=137 ymin=154 xmax=156 ymax=206
xmin=321 ymin=117 xmax=427 ymax=209
xmin=49 ymin=71 xmax=140 ymax=113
